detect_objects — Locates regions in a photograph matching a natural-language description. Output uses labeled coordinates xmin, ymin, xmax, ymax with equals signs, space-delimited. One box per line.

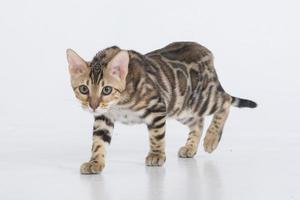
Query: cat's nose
xmin=89 ymin=98 xmax=100 ymax=111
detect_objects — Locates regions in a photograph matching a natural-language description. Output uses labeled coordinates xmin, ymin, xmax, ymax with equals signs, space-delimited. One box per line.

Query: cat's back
xmin=145 ymin=42 xmax=213 ymax=63
xmin=139 ymin=42 xmax=219 ymax=117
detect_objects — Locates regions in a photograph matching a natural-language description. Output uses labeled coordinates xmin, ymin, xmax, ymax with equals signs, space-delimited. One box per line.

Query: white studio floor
xmin=1 ymin=112 xmax=299 ymax=200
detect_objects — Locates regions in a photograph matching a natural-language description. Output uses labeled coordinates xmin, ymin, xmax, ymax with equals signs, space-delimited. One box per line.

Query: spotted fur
xmin=66 ymin=42 xmax=257 ymax=174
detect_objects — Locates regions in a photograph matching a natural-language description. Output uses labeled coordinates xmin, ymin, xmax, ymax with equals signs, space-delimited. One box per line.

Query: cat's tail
xmin=231 ymin=96 xmax=257 ymax=108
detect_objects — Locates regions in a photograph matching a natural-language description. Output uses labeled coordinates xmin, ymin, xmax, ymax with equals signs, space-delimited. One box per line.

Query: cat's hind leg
xmin=178 ymin=117 xmax=204 ymax=158
xmin=203 ymin=95 xmax=231 ymax=153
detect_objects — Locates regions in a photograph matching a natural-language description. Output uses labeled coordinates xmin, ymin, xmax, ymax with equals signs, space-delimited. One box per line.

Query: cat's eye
xmin=79 ymin=85 xmax=89 ymax=95
xmin=102 ymin=86 xmax=112 ymax=95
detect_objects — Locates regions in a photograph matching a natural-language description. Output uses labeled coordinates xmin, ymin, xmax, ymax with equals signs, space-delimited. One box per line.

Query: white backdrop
xmin=0 ymin=0 xmax=299 ymax=199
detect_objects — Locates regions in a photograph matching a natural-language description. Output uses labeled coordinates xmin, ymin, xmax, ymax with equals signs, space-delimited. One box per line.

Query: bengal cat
xmin=66 ymin=42 xmax=257 ymax=174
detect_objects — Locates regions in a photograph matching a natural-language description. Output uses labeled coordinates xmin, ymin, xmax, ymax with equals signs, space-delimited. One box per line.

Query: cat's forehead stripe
xmin=90 ymin=62 xmax=103 ymax=84
xmin=89 ymin=46 xmax=120 ymax=85
xmin=89 ymin=52 xmax=105 ymax=85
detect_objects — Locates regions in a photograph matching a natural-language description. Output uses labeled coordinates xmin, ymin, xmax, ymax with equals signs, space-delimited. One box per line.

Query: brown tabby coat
xmin=66 ymin=42 xmax=257 ymax=174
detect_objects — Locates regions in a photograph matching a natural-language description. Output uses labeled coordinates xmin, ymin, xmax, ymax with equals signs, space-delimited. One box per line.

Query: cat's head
xmin=66 ymin=47 xmax=129 ymax=113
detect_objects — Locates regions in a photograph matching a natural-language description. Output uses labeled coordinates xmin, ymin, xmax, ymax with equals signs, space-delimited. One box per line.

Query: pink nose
xmin=89 ymin=99 xmax=100 ymax=111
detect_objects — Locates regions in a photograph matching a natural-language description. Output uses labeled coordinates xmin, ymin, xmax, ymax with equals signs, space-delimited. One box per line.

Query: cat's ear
xmin=66 ymin=49 xmax=88 ymax=77
xmin=106 ymin=50 xmax=129 ymax=82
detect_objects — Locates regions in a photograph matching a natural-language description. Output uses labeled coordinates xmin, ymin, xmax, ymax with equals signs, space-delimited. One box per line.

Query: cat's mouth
xmin=92 ymin=107 xmax=109 ymax=114
xmin=81 ymin=103 xmax=109 ymax=110
xmin=81 ymin=101 xmax=111 ymax=114
xmin=84 ymin=106 xmax=109 ymax=114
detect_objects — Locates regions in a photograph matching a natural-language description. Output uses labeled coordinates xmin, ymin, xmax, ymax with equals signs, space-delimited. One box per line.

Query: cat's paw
xmin=203 ymin=132 xmax=220 ymax=153
xmin=145 ymin=153 xmax=166 ymax=166
xmin=178 ymin=146 xmax=197 ymax=158
xmin=80 ymin=160 xmax=105 ymax=174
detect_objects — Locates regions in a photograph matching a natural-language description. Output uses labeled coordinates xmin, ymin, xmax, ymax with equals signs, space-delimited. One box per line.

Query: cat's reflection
xmin=144 ymin=158 xmax=222 ymax=200
xmin=202 ymin=160 xmax=222 ymax=200
xmin=80 ymin=158 xmax=221 ymax=200
xmin=177 ymin=158 xmax=222 ymax=200
xmin=145 ymin=166 xmax=166 ymax=200
xmin=80 ymin=174 xmax=110 ymax=200
xmin=178 ymin=158 xmax=203 ymax=199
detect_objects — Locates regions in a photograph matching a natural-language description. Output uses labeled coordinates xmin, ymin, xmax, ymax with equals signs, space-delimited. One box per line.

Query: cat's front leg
xmin=145 ymin=114 xmax=167 ymax=167
xmin=80 ymin=115 xmax=114 ymax=174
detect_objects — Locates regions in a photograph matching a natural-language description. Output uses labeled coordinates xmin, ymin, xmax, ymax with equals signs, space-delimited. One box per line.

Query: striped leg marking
xmin=178 ymin=118 xmax=204 ymax=158
xmin=145 ymin=114 xmax=166 ymax=166
xmin=204 ymin=98 xmax=231 ymax=153
xmin=80 ymin=115 xmax=114 ymax=174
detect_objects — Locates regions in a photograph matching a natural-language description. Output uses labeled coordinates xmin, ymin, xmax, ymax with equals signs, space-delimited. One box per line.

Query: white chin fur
xmin=93 ymin=108 xmax=108 ymax=115
xmin=84 ymin=107 xmax=109 ymax=115
xmin=80 ymin=102 xmax=111 ymax=115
